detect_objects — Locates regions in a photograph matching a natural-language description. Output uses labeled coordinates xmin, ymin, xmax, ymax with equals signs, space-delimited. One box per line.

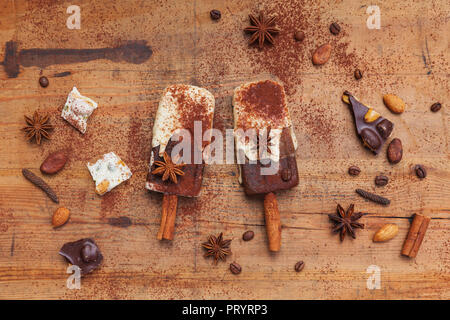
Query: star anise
xmin=22 ymin=111 xmax=54 ymax=145
xmin=328 ymin=204 xmax=365 ymax=241
xmin=244 ymin=12 xmax=280 ymax=48
xmin=250 ymin=127 xmax=273 ymax=157
xmin=202 ymin=233 xmax=232 ymax=264
xmin=151 ymin=152 xmax=185 ymax=184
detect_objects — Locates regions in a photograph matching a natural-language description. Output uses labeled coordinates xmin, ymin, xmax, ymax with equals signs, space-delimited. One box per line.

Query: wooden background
xmin=0 ymin=0 xmax=449 ymax=299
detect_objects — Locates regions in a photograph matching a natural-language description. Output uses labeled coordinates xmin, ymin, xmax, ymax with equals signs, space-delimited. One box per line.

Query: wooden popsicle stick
xmin=264 ymin=192 xmax=281 ymax=252
xmin=157 ymin=194 xmax=178 ymax=240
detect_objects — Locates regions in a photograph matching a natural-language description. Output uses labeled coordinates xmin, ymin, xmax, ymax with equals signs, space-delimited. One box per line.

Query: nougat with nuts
xmin=87 ymin=152 xmax=132 ymax=195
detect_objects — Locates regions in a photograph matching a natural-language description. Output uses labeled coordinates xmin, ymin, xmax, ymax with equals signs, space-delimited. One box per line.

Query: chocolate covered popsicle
xmin=233 ymin=80 xmax=299 ymax=251
xmin=146 ymin=84 xmax=215 ymax=240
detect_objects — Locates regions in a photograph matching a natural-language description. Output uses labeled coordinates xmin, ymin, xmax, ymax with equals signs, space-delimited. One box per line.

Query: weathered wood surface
xmin=0 ymin=0 xmax=449 ymax=299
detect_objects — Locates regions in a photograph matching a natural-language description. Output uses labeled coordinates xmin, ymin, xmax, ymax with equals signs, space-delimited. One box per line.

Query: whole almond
xmin=40 ymin=151 xmax=68 ymax=174
xmin=312 ymin=43 xmax=332 ymax=65
xmin=52 ymin=207 xmax=70 ymax=227
xmin=383 ymin=94 xmax=405 ymax=114
xmin=373 ymin=223 xmax=398 ymax=242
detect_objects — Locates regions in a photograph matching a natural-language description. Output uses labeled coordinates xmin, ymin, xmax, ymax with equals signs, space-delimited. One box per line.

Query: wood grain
xmin=0 ymin=0 xmax=449 ymax=299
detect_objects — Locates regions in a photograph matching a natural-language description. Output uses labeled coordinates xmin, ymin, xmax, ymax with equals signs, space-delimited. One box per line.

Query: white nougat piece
xmin=62 ymin=87 xmax=98 ymax=134
xmin=87 ymin=152 xmax=132 ymax=195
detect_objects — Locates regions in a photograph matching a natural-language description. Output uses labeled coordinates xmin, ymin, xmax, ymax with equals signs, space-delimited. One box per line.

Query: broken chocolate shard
xmin=59 ymin=238 xmax=103 ymax=275
xmin=343 ymin=91 xmax=394 ymax=154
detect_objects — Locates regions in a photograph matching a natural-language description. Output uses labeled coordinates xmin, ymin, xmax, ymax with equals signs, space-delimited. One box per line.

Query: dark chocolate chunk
xmin=59 ymin=238 xmax=103 ymax=275
xmin=376 ymin=119 xmax=393 ymax=139
xmin=344 ymin=91 xmax=394 ymax=154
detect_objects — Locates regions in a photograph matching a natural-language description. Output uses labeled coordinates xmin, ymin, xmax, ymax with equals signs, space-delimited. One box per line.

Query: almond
xmin=342 ymin=93 xmax=350 ymax=104
xmin=364 ymin=108 xmax=381 ymax=123
xmin=52 ymin=207 xmax=70 ymax=227
xmin=373 ymin=223 xmax=398 ymax=242
xmin=95 ymin=179 xmax=110 ymax=195
xmin=383 ymin=94 xmax=405 ymax=114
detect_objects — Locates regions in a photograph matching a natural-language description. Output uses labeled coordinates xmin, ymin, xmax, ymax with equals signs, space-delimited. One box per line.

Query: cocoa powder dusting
xmin=237 ymin=80 xmax=286 ymax=128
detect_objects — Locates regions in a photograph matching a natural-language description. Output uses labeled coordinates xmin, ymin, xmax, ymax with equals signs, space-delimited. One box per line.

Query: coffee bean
xmin=81 ymin=243 xmax=98 ymax=263
xmin=281 ymin=168 xmax=292 ymax=181
xmin=210 ymin=9 xmax=221 ymax=20
xmin=375 ymin=175 xmax=389 ymax=187
xmin=294 ymin=30 xmax=305 ymax=42
xmin=230 ymin=262 xmax=242 ymax=274
xmin=294 ymin=261 xmax=305 ymax=272
xmin=354 ymin=69 xmax=363 ymax=80
xmin=414 ymin=164 xmax=427 ymax=179
xmin=430 ymin=102 xmax=442 ymax=112
xmin=329 ymin=22 xmax=341 ymax=35
xmin=387 ymin=138 xmax=403 ymax=164
xmin=348 ymin=166 xmax=361 ymax=176
xmin=39 ymin=76 xmax=49 ymax=88
xmin=242 ymin=230 xmax=254 ymax=241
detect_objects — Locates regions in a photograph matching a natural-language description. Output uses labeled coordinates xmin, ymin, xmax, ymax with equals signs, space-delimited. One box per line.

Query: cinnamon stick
xmin=264 ymin=192 xmax=281 ymax=252
xmin=157 ymin=194 xmax=178 ymax=240
xmin=401 ymin=213 xmax=430 ymax=258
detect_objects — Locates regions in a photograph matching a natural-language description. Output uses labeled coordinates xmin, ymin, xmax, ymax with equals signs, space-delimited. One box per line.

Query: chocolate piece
xmin=59 ymin=238 xmax=103 ymax=275
xmin=344 ymin=91 xmax=394 ymax=154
